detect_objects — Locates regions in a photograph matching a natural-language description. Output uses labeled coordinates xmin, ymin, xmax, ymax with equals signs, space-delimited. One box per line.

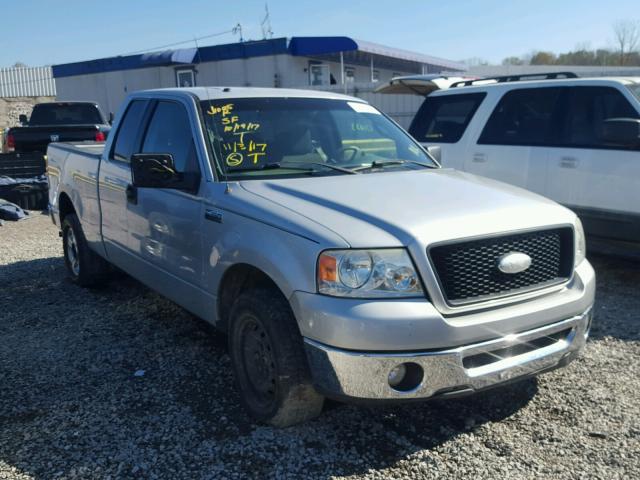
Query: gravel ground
xmin=0 ymin=214 xmax=638 ymax=480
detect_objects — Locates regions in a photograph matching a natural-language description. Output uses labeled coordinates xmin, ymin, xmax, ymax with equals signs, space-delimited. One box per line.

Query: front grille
xmin=429 ymin=227 xmax=574 ymax=306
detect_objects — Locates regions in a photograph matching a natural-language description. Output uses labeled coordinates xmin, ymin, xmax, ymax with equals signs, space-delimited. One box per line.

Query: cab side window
xmin=478 ymin=88 xmax=563 ymax=146
xmin=409 ymin=93 xmax=486 ymax=143
xmin=561 ymin=86 xmax=640 ymax=149
xmin=141 ymin=101 xmax=198 ymax=173
xmin=112 ymin=100 xmax=148 ymax=162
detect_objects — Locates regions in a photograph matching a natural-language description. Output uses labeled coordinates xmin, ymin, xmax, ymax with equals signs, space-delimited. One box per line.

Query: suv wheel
xmin=229 ymin=288 xmax=324 ymax=427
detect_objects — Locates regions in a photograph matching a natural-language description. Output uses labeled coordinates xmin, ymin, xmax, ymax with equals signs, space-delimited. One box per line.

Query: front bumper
xmin=304 ymin=308 xmax=592 ymax=400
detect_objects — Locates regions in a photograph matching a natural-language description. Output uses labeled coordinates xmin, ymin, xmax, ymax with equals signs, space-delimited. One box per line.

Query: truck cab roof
xmin=135 ymin=86 xmax=364 ymax=102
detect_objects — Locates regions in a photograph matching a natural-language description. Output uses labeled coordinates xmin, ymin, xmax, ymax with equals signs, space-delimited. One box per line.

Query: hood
xmin=239 ymin=169 xmax=576 ymax=248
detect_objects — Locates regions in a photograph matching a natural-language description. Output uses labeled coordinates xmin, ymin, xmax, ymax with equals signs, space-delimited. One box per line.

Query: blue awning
xmin=288 ymin=37 xmax=358 ymax=56
xmin=53 ymin=48 xmax=199 ymax=78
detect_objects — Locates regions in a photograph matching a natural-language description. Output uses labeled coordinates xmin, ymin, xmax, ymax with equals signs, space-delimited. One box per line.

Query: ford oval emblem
xmin=497 ymin=252 xmax=532 ymax=274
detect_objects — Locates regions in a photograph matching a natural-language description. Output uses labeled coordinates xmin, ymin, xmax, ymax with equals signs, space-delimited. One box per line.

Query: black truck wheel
xmin=229 ymin=288 xmax=324 ymax=427
xmin=62 ymin=213 xmax=109 ymax=287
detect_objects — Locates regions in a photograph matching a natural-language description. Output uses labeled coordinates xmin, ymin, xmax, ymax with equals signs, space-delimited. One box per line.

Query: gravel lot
xmin=0 ymin=214 xmax=638 ymax=479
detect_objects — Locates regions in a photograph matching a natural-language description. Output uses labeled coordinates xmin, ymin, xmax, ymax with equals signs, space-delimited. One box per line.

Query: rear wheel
xmin=62 ymin=213 xmax=109 ymax=287
xmin=229 ymin=288 xmax=324 ymax=427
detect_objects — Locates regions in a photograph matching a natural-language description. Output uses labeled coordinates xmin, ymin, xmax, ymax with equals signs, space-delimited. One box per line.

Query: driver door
xmin=125 ymin=99 xmax=206 ymax=297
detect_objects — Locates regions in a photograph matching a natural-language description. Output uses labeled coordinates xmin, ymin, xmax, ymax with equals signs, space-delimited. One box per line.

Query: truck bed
xmin=50 ymin=142 xmax=105 ymax=160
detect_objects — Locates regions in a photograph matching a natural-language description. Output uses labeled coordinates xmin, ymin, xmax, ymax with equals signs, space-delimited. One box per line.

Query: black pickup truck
xmin=6 ymin=102 xmax=111 ymax=154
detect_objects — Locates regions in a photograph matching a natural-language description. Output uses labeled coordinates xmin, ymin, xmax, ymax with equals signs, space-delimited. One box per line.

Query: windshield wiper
xmin=351 ymin=159 xmax=435 ymax=172
xmin=226 ymin=161 xmax=358 ymax=175
xmin=280 ymin=161 xmax=358 ymax=174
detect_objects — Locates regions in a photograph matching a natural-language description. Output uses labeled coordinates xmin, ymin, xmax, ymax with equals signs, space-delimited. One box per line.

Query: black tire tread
xmin=229 ymin=288 xmax=324 ymax=427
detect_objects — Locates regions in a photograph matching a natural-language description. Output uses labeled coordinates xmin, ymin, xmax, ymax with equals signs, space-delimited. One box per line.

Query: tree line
xmin=502 ymin=20 xmax=640 ymax=66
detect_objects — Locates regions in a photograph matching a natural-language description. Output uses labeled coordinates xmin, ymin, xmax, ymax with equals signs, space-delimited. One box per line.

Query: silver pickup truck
xmin=47 ymin=87 xmax=595 ymax=427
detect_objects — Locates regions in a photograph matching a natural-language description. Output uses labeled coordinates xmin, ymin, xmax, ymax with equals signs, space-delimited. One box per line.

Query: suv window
xmin=409 ymin=93 xmax=486 ymax=143
xmin=478 ymin=88 xmax=563 ymax=146
xmin=112 ymin=100 xmax=148 ymax=162
xmin=561 ymin=86 xmax=640 ymax=148
xmin=141 ymin=101 xmax=198 ymax=173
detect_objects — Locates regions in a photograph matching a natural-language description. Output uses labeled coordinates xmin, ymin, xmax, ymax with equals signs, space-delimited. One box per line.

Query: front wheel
xmin=228 ymin=288 xmax=324 ymax=427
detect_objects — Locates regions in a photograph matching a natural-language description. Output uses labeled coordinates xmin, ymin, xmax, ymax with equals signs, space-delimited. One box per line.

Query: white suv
xmin=378 ymin=74 xmax=640 ymax=249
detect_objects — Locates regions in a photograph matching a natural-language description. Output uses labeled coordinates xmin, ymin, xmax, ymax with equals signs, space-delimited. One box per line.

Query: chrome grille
xmin=429 ymin=227 xmax=574 ymax=306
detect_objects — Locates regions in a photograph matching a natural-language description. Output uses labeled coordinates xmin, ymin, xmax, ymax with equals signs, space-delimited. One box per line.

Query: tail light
xmin=95 ymin=131 xmax=106 ymax=142
xmin=6 ymin=132 xmax=15 ymax=151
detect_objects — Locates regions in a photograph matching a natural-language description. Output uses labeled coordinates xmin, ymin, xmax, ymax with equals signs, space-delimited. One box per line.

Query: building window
xmin=309 ymin=64 xmax=330 ymax=86
xmin=371 ymin=69 xmax=380 ymax=83
xmin=344 ymin=67 xmax=355 ymax=83
xmin=176 ymin=69 xmax=196 ymax=88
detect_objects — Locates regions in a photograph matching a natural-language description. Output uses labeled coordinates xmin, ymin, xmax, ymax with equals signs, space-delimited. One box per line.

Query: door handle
xmin=205 ymin=208 xmax=223 ymax=223
xmin=472 ymin=153 xmax=487 ymax=163
xmin=559 ymin=157 xmax=578 ymax=169
xmin=126 ymin=184 xmax=137 ymax=204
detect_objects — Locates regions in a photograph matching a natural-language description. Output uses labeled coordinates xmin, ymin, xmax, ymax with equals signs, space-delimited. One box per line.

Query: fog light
xmin=388 ymin=364 xmax=407 ymax=388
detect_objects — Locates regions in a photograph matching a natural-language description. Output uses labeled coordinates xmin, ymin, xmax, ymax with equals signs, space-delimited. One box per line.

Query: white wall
xmin=55 ymin=55 xmax=423 ymax=127
xmin=55 ymin=66 xmax=176 ymax=115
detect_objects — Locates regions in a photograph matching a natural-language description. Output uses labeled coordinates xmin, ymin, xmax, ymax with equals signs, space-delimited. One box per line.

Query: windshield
xmin=29 ymin=103 xmax=103 ymax=126
xmin=200 ymin=98 xmax=437 ymax=179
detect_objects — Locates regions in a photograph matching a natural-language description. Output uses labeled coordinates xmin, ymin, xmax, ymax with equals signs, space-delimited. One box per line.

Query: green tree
xmin=529 ymin=51 xmax=557 ymax=65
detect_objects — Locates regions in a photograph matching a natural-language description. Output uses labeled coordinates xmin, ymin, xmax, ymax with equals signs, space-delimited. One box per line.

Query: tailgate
xmin=374 ymin=75 xmax=475 ymax=96
xmin=0 ymin=152 xmax=46 ymax=177
xmin=13 ymin=125 xmax=100 ymax=153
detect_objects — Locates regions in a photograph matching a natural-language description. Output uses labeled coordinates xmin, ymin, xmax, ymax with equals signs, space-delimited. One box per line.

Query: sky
xmin=1 ymin=0 xmax=637 ymax=68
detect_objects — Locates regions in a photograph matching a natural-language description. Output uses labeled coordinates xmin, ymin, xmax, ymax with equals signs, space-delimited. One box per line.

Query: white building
xmin=52 ymin=36 xmax=465 ymax=128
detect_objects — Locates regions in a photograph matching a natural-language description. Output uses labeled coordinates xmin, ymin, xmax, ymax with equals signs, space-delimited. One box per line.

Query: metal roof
xmin=0 ymin=66 xmax=56 ymax=98
xmin=52 ymin=36 xmax=465 ymax=78
xmin=137 ymin=86 xmax=362 ymax=101
xmin=354 ymin=40 xmax=465 ymax=71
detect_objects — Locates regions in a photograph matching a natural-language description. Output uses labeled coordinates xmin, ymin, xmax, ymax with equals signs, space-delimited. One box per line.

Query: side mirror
xmin=131 ymin=153 xmax=200 ymax=192
xmin=108 ymin=112 xmax=114 ymax=125
xmin=602 ymin=118 xmax=640 ymax=148
xmin=426 ymin=145 xmax=442 ymax=163
xmin=19 ymin=114 xmax=28 ymax=125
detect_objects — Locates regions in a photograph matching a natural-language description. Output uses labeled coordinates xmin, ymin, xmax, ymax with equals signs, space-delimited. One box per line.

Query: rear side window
xmin=478 ymin=88 xmax=563 ymax=146
xmin=409 ymin=93 xmax=486 ymax=143
xmin=112 ymin=100 xmax=148 ymax=162
xmin=561 ymin=86 xmax=640 ymax=148
xmin=141 ymin=101 xmax=197 ymax=173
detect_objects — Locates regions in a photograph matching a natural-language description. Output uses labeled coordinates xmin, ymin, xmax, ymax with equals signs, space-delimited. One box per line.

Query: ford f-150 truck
xmin=47 ymin=87 xmax=595 ymax=427
xmin=7 ymin=102 xmax=111 ymax=154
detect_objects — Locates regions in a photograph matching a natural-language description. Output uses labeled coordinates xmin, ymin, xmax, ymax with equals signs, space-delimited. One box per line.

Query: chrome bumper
xmin=304 ymin=308 xmax=592 ymax=401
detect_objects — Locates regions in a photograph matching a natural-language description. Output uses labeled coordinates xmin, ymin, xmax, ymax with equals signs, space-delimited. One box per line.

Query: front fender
xmin=202 ymin=209 xmax=327 ymax=302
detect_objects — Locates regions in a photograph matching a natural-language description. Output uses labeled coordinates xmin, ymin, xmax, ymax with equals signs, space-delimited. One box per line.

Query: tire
xmin=62 ymin=213 xmax=110 ymax=287
xmin=228 ymin=288 xmax=324 ymax=427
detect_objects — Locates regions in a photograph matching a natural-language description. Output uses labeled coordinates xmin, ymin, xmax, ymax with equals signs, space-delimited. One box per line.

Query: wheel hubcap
xmin=65 ymin=228 xmax=80 ymax=276
xmin=241 ymin=316 xmax=277 ymax=404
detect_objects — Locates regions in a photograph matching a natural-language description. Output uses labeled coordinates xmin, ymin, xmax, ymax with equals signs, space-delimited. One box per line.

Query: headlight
xmin=574 ymin=217 xmax=586 ymax=267
xmin=317 ymin=249 xmax=424 ymax=298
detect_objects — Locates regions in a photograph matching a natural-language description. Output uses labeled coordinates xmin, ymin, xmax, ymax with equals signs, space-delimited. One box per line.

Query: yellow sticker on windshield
xmin=207 ymin=103 xmax=234 ymax=116
xmin=226 ymin=152 xmax=244 ymax=166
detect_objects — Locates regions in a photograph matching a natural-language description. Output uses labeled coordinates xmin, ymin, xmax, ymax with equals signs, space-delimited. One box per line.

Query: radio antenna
xmin=232 ymin=23 xmax=244 ymax=42
xmin=261 ymin=4 xmax=274 ymax=39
